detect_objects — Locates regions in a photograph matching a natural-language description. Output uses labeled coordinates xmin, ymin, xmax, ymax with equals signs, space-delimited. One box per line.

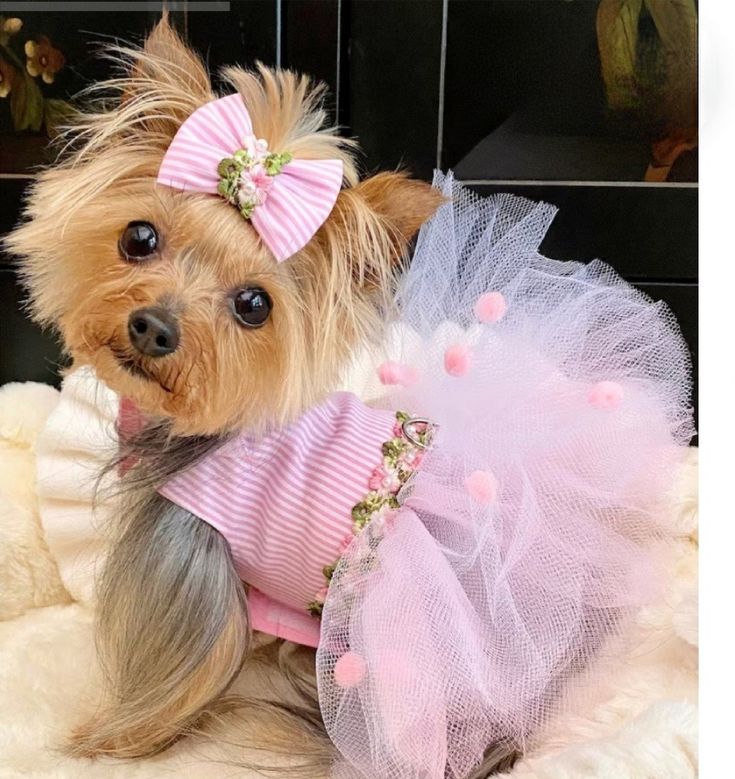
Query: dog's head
xmin=7 ymin=18 xmax=441 ymax=436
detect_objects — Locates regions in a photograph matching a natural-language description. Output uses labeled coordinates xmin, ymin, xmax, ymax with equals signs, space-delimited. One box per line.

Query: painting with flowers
xmin=0 ymin=10 xmax=182 ymax=175
xmin=0 ymin=15 xmax=73 ymax=172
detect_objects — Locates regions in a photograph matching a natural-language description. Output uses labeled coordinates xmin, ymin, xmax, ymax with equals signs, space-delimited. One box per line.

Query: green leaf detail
xmin=9 ymin=69 xmax=43 ymax=132
xmin=307 ymin=601 xmax=324 ymax=617
xmin=306 ymin=409 xmax=432 ymax=619
xmin=264 ymin=151 xmax=293 ymax=175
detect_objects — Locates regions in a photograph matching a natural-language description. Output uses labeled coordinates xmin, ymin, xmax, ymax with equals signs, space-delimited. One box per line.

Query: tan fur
xmin=7 ymin=20 xmax=441 ymax=437
xmin=5 ymin=14 xmax=444 ymax=769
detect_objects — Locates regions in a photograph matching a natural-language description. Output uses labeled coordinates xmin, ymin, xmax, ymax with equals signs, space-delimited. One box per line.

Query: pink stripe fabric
xmin=159 ymin=392 xmax=396 ymax=646
xmin=156 ymin=93 xmax=343 ymax=262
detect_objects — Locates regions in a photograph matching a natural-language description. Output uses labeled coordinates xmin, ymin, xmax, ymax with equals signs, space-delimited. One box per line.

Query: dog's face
xmin=7 ymin=20 xmax=441 ymax=436
xmin=39 ymin=178 xmax=298 ymax=435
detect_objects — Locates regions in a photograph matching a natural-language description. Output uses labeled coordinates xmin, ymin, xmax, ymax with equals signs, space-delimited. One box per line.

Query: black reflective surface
xmin=0 ymin=2 xmax=697 ymax=429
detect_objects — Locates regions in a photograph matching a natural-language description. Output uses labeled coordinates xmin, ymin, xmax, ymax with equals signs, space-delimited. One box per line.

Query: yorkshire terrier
xmin=6 ymin=13 xmax=693 ymax=779
xmin=6 ymin=13 xmax=457 ymax=775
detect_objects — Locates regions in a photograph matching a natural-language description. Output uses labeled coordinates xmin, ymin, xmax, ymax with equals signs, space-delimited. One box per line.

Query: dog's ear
xmin=120 ymin=12 xmax=212 ymax=114
xmin=319 ymin=171 xmax=444 ymax=282
xmin=315 ymin=172 xmax=443 ymax=290
xmin=351 ymin=172 xmax=445 ymax=259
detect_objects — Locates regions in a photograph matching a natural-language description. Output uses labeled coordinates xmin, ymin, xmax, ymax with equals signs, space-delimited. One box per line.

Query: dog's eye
xmin=232 ymin=287 xmax=272 ymax=328
xmin=119 ymin=221 xmax=159 ymax=262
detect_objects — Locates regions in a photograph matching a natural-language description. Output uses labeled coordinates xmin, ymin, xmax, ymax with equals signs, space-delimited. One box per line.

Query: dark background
xmin=0 ymin=0 xmax=697 ymax=423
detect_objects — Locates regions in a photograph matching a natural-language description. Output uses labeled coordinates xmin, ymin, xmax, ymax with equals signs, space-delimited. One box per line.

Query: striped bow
xmin=156 ymin=93 xmax=344 ymax=262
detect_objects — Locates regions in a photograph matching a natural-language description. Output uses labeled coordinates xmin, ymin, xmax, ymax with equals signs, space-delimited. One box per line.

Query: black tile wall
xmin=444 ymin=0 xmax=607 ymax=174
xmin=186 ymin=1 xmax=278 ymax=80
xmin=0 ymin=179 xmax=27 ymax=241
xmin=0 ymin=1 xmax=698 ymax=429
xmin=347 ymin=0 xmax=443 ymax=179
xmin=444 ymin=0 xmax=697 ymax=182
xmin=283 ymin=0 xmax=341 ymax=120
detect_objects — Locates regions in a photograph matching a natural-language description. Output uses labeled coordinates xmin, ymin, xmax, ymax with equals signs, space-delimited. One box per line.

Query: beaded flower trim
xmin=307 ymin=411 xmax=431 ymax=617
xmin=217 ymin=143 xmax=293 ymax=219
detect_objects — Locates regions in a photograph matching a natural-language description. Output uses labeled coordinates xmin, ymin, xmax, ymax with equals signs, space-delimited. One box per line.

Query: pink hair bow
xmin=156 ymin=93 xmax=344 ymax=262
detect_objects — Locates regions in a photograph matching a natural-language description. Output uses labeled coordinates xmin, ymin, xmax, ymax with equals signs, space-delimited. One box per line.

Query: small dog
xmin=6 ymin=13 xmax=459 ymax=773
xmin=7 ymin=14 xmax=692 ymax=779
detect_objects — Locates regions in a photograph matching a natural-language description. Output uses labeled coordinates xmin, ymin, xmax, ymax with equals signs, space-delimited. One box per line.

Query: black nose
xmin=127 ymin=306 xmax=180 ymax=357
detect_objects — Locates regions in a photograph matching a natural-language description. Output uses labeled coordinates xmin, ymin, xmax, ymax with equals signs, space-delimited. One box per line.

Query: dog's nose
xmin=127 ymin=306 xmax=180 ymax=357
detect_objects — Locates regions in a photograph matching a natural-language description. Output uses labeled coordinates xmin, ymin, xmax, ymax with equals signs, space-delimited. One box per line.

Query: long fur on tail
xmin=70 ymin=488 xmax=336 ymax=771
xmin=70 ymin=491 xmax=250 ymax=757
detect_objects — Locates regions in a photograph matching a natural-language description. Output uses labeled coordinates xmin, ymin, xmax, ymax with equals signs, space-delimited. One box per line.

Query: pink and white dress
xmin=160 ymin=173 xmax=694 ymax=779
xmin=160 ymin=391 xmax=422 ymax=648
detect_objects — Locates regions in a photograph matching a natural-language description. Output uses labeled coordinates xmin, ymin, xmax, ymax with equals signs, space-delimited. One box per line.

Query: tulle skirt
xmin=316 ymin=173 xmax=694 ymax=779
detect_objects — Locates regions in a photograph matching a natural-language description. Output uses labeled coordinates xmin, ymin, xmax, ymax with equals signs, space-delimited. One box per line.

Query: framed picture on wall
xmin=0 ymin=9 xmax=193 ymax=174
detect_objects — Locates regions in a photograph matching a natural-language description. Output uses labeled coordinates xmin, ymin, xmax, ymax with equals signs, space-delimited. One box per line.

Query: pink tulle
xmin=316 ymin=173 xmax=693 ymax=779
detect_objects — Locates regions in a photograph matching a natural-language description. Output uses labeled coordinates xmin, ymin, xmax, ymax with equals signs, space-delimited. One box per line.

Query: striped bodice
xmin=159 ymin=392 xmax=401 ymax=646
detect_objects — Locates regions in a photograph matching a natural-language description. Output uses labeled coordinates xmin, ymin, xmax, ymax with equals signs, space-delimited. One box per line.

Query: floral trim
xmin=307 ymin=411 xmax=430 ymax=617
xmin=217 ymin=142 xmax=293 ymax=219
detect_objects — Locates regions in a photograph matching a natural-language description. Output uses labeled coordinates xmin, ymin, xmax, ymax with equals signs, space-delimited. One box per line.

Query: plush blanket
xmin=0 ymin=370 xmax=698 ymax=778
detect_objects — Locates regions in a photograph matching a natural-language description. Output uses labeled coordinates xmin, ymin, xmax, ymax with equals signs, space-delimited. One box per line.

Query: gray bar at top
xmin=0 ymin=2 xmax=230 ymax=11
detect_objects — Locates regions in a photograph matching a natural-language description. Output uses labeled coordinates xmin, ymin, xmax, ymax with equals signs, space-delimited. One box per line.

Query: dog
xmin=6 ymin=13 xmax=494 ymax=775
xmin=7 ymin=14 xmax=692 ymax=779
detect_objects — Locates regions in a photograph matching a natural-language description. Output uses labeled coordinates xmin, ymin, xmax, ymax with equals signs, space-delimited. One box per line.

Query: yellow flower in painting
xmin=0 ymin=57 xmax=15 ymax=98
xmin=3 ymin=17 xmax=22 ymax=34
xmin=0 ymin=15 xmax=23 ymax=45
xmin=25 ymin=35 xmax=65 ymax=84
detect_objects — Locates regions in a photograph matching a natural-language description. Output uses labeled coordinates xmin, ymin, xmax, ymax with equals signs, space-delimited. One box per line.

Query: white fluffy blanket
xmin=0 ymin=370 xmax=698 ymax=777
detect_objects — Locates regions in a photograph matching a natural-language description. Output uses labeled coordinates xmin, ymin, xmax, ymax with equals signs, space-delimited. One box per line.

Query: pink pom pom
xmin=444 ymin=344 xmax=471 ymax=377
xmin=334 ymin=651 xmax=367 ymax=688
xmin=588 ymin=380 xmax=624 ymax=410
xmin=378 ymin=361 xmax=419 ymax=387
xmin=474 ymin=291 xmax=507 ymax=323
xmin=464 ymin=469 xmax=499 ymax=504
xmin=378 ymin=361 xmax=402 ymax=385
